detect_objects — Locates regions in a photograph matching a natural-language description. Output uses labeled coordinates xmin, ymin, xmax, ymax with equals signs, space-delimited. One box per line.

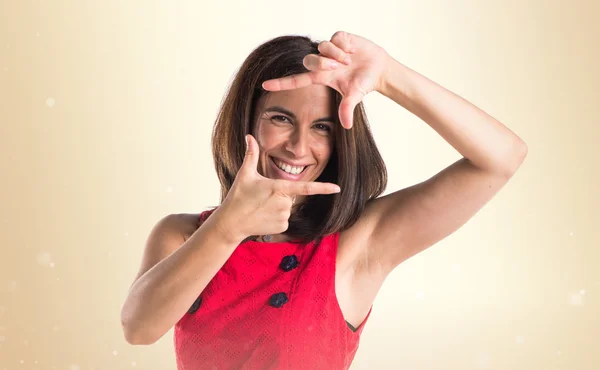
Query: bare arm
xmin=120 ymin=132 xmax=343 ymax=345
xmin=120 ymin=209 xmax=242 ymax=345
xmin=364 ymin=56 xmax=527 ymax=273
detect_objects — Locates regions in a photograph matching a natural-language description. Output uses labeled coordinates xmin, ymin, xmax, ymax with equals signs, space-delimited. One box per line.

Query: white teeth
xmin=275 ymin=159 xmax=305 ymax=175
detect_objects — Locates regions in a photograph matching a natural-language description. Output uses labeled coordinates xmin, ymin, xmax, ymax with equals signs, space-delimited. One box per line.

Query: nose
xmin=284 ymin=127 xmax=310 ymax=158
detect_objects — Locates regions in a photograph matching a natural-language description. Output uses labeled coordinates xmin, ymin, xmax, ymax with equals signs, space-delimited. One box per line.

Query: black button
xmin=279 ymin=255 xmax=299 ymax=272
xmin=269 ymin=292 xmax=289 ymax=308
xmin=188 ymin=296 xmax=202 ymax=314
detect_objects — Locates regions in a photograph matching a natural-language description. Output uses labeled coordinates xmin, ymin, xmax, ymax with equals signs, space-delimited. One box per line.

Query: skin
xmin=252 ymin=85 xmax=336 ymax=219
xmin=179 ymin=28 xmax=528 ymax=328
xmin=248 ymin=87 xmax=379 ymax=327
xmin=257 ymin=31 xmax=528 ymax=327
xmin=124 ymin=31 xmax=528 ymax=342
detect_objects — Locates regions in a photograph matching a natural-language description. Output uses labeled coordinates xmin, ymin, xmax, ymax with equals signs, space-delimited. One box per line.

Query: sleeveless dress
xmin=174 ymin=209 xmax=372 ymax=370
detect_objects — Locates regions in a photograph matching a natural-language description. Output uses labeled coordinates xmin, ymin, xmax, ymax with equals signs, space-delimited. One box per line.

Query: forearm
xmin=121 ymin=210 xmax=243 ymax=344
xmin=380 ymin=57 xmax=527 ymax=176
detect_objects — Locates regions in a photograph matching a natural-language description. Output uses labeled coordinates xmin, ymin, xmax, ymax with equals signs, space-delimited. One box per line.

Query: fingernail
xmin=344 ymin=56 xmax=351 ymax=64
xmin=334 ymin=186 xmax=341 ymax=193
xmin=329 ymin=61 xmax=340 ymax=69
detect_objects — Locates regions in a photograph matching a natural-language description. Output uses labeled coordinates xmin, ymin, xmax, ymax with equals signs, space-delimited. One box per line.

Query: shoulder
xmin=129 ymin=213 xmax=190 ymax=286
xmin=147 ymin=213 xmax=193 ymax=244
xmin=174 ymin=212 xmax=208 ymax=241
xmin=130 ymin=211 xmax=215 ymax=287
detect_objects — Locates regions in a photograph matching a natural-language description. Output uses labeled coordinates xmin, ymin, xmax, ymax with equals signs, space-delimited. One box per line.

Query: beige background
xmin=1 ymin=0 xmax=599 ymax=369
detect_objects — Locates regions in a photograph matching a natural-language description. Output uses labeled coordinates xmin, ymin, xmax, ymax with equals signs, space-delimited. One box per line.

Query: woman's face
xmin=252 ymin=85 xmax=336 ymax=186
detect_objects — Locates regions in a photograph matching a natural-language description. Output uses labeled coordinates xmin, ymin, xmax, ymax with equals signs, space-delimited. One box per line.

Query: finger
xmin=318 ymin=41 xmax=352 ymax=65
xmin=339 ymin=90 xmax=364 ymax=129
xmin=239 ymin=134 xmax=260 ymax=176
xmin=278 ymin=180 xmax=341 ymax=196
xmin=330 ymin=31 xmax=355 ymax=54
xmin=303 ymin=54 xmax=342 ymax=71
xmin=262 ymin=72 xmax=316 ymax=91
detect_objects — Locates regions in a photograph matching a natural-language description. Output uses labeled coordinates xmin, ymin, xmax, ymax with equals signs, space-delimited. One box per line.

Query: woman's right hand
xmin=215 ymin=134 xmax=341 ymax=242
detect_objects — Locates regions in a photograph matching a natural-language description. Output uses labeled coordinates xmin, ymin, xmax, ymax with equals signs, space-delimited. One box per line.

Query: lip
xmin=269 ymin=156 xmax=308 ymax=180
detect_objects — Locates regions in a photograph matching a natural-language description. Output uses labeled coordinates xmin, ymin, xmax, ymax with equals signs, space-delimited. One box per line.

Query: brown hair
xmin=210 ymin=34 xmax=387 ymax=245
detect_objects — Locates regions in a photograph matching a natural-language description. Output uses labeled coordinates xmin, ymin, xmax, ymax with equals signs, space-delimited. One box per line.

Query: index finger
xmin=262 ymin=72 xmax=315 ymax=92
xmin=278 ymin=180 xmax=341 ymax=196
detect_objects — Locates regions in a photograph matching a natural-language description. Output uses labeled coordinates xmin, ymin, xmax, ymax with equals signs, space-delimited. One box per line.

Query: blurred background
xmin=1 ymin=0 xmax=598 ymax=369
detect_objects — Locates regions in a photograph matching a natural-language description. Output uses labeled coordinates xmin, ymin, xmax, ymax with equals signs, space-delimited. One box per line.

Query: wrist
xmin=379 ymin=57 xmax=414 ymax=109
xmin=209 ymin=206 xmax=247 ymax=245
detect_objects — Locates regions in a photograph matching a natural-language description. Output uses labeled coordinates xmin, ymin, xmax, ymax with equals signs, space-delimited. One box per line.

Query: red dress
xmin=174 ymin=209 xmax=372 ymax=370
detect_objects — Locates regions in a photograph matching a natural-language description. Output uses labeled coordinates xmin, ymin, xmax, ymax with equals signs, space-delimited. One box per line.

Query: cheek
xmin=314 ymin=149 xmax=333 ymax=165
xmin=256 ymin=124 xmax=282 ymax=148
xmin=255 ymin=123 xmax=267 ymax=144
xmin=314 ymin=139 xmax=333 ymax=160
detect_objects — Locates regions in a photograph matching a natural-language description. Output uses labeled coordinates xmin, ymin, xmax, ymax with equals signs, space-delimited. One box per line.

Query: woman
xmin=121 ymin=31 xmax=528 ymax=369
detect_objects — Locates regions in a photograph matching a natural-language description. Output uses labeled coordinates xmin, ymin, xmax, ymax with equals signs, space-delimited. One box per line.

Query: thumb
xmin=339 ymin=90 xmax=363 ymax=129
xmin=240 ymin=134 xmax=260 ymax=175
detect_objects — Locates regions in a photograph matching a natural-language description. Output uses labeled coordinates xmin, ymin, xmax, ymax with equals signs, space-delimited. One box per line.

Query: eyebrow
xmin=264 ymin=106 xmax=335 ymax=123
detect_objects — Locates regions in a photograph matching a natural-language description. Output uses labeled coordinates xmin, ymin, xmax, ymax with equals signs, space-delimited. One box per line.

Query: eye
xmin=314 ymin=123 xmax=332 ymax=132
xmin=271 ymin=115 xmax=291 ymax=123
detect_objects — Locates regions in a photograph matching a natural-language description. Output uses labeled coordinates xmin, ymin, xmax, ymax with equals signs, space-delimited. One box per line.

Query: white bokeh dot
xmin=23 ymin=339 xmax=28 ymax=345
xmin=0 ymin=335 xmax=6 ymax=342
xmin=49 ymin=262 xmax=55 ymax=268
xmin=20 ymin=360 xmax=24 ymax=364
xmin=579 ymin=289 xmax=586 ymax=295
xmin=515 ymin=335 xmax=525 ymax=344
xmin=70 ymin=364 xmax=80 ymax=370
xmin=166 ymin=186 xmax=173 ymax=193
xmin=131 ymin=361 xmax=137 ymax=367
xmin=46 ymin=98 xmax=55 ymax=107
xmin=37 ymin=252 xmax=53 ymax=266
xmin=569 ymin=292 xmax=584 ymax=306
xmin=415 ymin=291 xmax=425 ymax=300
xmin=451 ymin=263 xmax=462 ymax=273
xmin=125 ymin=232 xmax=129 ymax=237
xmin=113 ymin=350 xmax=118 ymax=355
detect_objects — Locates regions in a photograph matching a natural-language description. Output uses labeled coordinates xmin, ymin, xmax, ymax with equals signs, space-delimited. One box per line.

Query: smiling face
xmin=252 ymin=85 xmax=336 ymax=187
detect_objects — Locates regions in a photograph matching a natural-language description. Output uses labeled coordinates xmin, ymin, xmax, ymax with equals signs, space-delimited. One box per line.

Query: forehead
xmin=258 ymin=85 xmax=334 ymax=114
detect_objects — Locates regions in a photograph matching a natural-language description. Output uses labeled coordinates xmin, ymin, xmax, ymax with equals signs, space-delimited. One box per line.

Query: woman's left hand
xmin=262 ymin=31 xmax=390 ymax=129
